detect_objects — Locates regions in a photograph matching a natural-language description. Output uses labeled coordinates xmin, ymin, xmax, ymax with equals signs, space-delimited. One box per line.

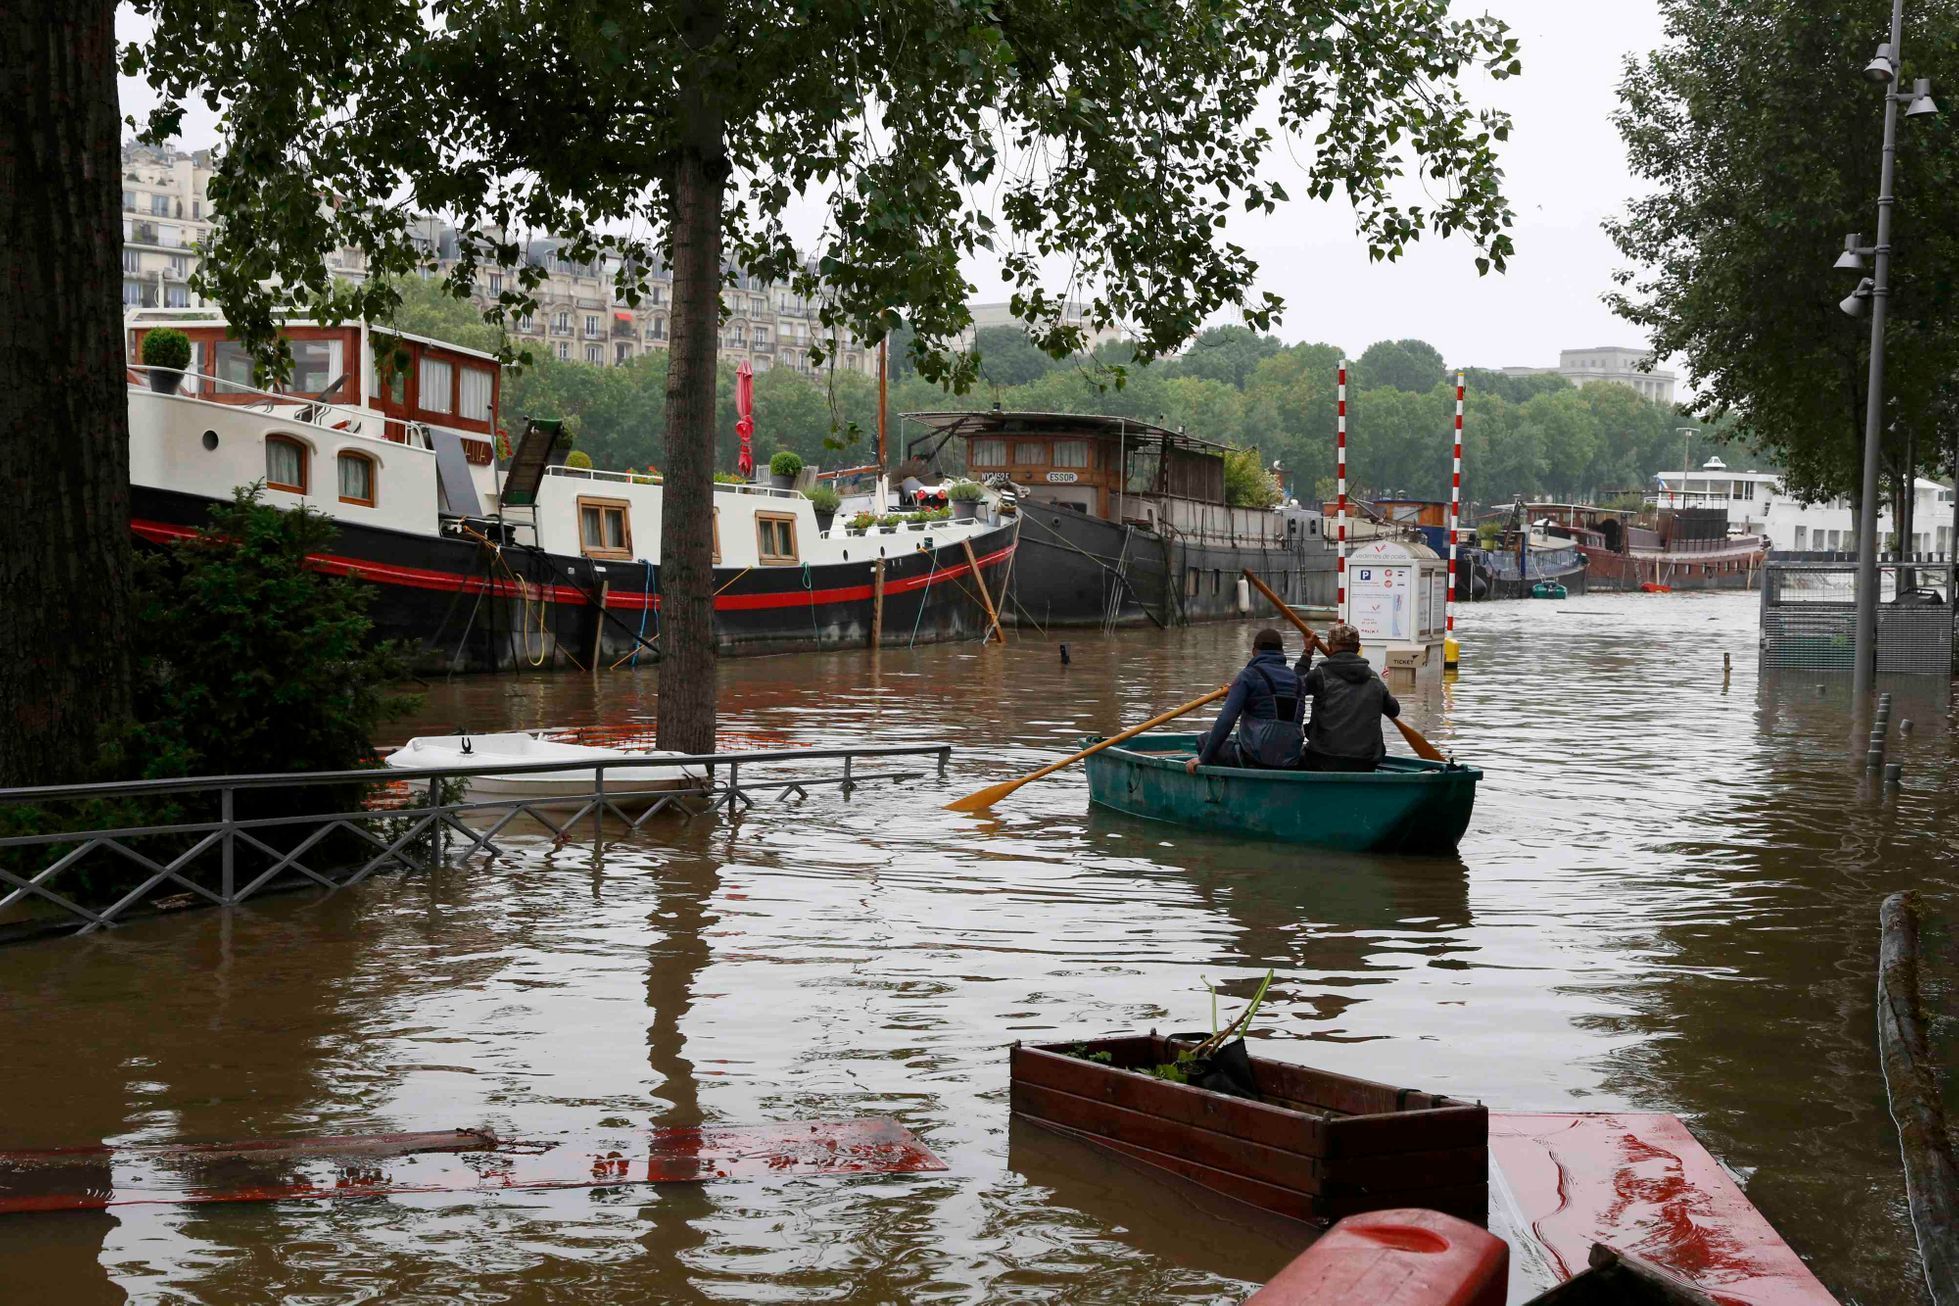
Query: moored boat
xmin=384 ymin=732 xmax=704 ymax=806
xmin=1082 ymin=731 xmax=1478 ymax=853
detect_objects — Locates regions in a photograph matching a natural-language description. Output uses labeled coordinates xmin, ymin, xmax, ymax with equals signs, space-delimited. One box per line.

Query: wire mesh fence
xmin=1758 ymin=560 xmax=1955 ymax=674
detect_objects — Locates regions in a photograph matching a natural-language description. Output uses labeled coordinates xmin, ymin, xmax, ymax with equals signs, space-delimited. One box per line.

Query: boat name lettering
xmin=1044 ymin=471 xmax=1079 ymax=484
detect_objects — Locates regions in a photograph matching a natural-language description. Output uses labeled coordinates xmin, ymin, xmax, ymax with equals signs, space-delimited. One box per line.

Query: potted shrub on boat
xmin=948 ymin=480 xmax=985 ymax=521
xmin=806 ymin=483 xmax=842 ymax=533
xmin=1010 ymin=976 xmax=1488 ymax=1225
xmin=769 ymin=450 xmax=804 ymax=491
xmin=141 ymin=327 xmax=192 ymax=395
xmin=846 ymin=510 xmax=877 ymax=535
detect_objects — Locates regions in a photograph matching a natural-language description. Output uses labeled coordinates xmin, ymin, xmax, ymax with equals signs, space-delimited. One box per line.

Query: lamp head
xmin=1834 ymin=233 xmax=1867 ymax=271
xmin=1906 ymin=78 xmax=1940 ymax=117
xmin=1865 ymin=43 xmax=1897 ymax=84
xmin=1840 ymin=277 xmax=1875 ymax=318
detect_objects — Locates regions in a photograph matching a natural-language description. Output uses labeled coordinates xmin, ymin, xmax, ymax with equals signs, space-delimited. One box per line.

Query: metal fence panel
xmin=1759 ymin=560 xmax=1955 ymax=675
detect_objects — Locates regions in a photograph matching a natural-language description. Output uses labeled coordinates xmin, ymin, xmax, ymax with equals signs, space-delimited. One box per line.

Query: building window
xmin=121 ymin=249 xmax=140 ymax=273
xmin=553 ymin=311 xmax=570 ymax=335
xmin=584 ymin=314 xmax=599 ymax=338
xmin=649 ymin=316 xmax=666 ymax=340
xmin=337 ymin=451 xmax=377 ymax=506
xmin=191 ymin=199 xmax=201 ymax=219
xmin=122 ymin=189 xmax=136 ymax=211
xmin=757 ymin=513 xmax=798 ymax=564
xmin=615 ymin=343 xmax=632 ymax=364
xmin=451 ymin=366 xmax=491 ymax=424
xmin=585 ymin=344 xmax=601 ymax=364
xmin=1052 ymin=440 xmax=1092 ymax=469
xmin=150 ymin=193 xmax=169 ymax=215
xmin=164 ymin=286 xmax=191 ymax=309
xmin=970 ymin=439 xmax=1008 ymax=467
xmin=121 ymin=280 xmax=143 ymax=306
xmin=167 ymin=255 xmax=188 ymax=278
xmin=516 ymin=314 xmax=535 ymax=333
xmin=265 ymin=435 xmax=309 ymax=493
xmin=488 ymin=272 xmax=503 ymax=294
xmin=557 ymin=341 xmax=570 ymax=360
xmin=419 ymin=355 xmax=454 ymax=413
xmin=577 ymin=497 xmax=633 ymax=559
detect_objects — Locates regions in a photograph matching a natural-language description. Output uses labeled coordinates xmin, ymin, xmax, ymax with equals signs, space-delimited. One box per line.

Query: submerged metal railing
xmin=0 ymin=743 xmax=951 ymax=942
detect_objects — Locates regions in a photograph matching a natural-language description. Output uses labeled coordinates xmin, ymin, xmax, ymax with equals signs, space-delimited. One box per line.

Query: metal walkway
xmin=0 ymin=743 xmax=950 ymax=943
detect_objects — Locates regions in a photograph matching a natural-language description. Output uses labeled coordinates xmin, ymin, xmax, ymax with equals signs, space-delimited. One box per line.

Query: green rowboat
xmin=1083 ymin=731 xmax=1479 ymax=853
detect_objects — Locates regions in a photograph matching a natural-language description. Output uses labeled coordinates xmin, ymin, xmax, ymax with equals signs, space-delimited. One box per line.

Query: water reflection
xmin=0 ymin=593 xmax=1952 ymax=1302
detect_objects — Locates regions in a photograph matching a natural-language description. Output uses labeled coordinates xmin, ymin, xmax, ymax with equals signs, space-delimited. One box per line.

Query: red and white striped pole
xmin=1336 ymin=360 xmax=1348 ymax=615
xmin=1448 ymin=369 xmax=1464 ymax=641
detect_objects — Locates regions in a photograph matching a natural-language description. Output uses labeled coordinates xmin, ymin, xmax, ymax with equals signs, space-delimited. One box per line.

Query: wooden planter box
xmin=1011 ymin=1034 xmax=1487 ymax=1226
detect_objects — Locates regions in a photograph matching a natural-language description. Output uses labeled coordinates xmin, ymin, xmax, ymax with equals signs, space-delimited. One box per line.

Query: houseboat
xmin=124 ymin=311 xmax=1015 ymax=671
xmin=1531 ymin=501 xmax=1768 ymax=591
xmin=903 ymin=412 xmax=1335 ymax=629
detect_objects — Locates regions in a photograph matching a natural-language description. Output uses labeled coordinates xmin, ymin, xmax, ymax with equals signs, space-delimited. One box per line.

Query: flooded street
xmin=2 ymin=591 xmax=1955 ymax=1304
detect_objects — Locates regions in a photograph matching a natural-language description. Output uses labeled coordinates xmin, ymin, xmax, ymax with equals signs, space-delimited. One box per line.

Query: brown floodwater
xmin=2 ymin=591 xmax=1955 ymax=1304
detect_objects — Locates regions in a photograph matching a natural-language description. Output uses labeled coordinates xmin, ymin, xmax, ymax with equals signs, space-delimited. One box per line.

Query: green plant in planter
xmin=564 ymin=450 xmax=594 ymax=470
xmin=805 ymin=484 xmax=842 ymax=513
xmin=923 ymin=506 xmax=952 ymax=522
xmin=878 ymin=513 xmax=905 ymax=528
xmin=847 ymin=511 xmax=878 ymax=531
xmin=714 ymin=471 xmax=747 ymax=485
xmin=770 ymin=450 xmax=805 ymax=478
xmin=947 ymin=480 xmax=985 ymax=502
xmin=141 ymin=327 xmax=192 ymax=372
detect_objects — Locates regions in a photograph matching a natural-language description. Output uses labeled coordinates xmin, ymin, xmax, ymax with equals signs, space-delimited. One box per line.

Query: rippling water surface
xmin=2 ymin=592 xmax=1956 ymax=1304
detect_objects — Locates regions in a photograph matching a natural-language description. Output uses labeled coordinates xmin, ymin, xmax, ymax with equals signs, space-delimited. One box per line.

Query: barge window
xmin=458 ymin=366 xmax=494 ymax=424
xmin=265 ymin=435 xmax=309 ymax=494
xmin=969 ymin=438 xmax=1007 ymax=467
xmin=1014 ymin=440 xmax=1050 ymax=465
xmin=757 ymin=513 xmax=798 ymax=564
xmin=1052 ymin=440 xmax=1091 ymax=469
xmin=289 ymin=339 xmax=342 ymax=395
xmin=1185 ymin=567 xmax=1199 ymax=597
xmin=577 ymin=497 xmax=633 ymax=559
xmin=419 ymin=356 xmax=454 ymax=413
xmin=337 ymin=451 xmax=377 ymax=507
xmin=214 ymin=341 xmax=256 ymax=395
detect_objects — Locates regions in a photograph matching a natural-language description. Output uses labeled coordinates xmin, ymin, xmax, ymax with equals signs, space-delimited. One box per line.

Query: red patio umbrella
xmin=735 ymin=360 xmax=755 ymax=479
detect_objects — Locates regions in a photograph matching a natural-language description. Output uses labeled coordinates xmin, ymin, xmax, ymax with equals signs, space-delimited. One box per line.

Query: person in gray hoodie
xmin=1295 ymin=623 xmax=1400 ymax=772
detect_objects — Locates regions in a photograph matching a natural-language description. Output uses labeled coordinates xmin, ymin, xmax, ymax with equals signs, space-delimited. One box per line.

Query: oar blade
xmin=944 ymin=779 xmax=1021 ymax=813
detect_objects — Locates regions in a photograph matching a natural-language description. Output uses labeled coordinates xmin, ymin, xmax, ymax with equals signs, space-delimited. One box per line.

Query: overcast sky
xmin=116 ymin=0 xmax=1669 ymax=375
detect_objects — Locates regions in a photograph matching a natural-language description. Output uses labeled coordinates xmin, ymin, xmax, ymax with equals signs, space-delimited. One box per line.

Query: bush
xmin=770 ymin=450 xmax=805 ymax=478
xmin=1224 ymin=447 xmax=1281 ymax=509
xmin=848 ymin=511 xmax=878 ymax=531
xmin=714 ymin=471 xmax=747 ymax=485
xmin=947 ymin=480 xmax=985 ymax=502
xmin=564 ymin=450 xmax=594 ymax=470
xmin=805 ymin=483 xmax=842 ymax=512
xmin=141 ymin=327 xmax=192 ymax=372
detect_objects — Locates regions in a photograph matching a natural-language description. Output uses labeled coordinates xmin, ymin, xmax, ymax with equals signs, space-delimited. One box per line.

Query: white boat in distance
xmin=385 ymin=732 xmax=704 ymax=807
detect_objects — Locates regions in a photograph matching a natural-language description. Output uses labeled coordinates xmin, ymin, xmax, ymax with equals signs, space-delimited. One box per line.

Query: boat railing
xmin=543 ymin=464 xmax=664 ymax=487
xmin=0 ymin=741 xmax=953 ymax=944
xmin=126 ymin=364 xmax=383 ymax=440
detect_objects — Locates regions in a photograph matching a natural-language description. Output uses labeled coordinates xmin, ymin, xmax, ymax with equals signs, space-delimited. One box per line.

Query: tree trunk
xmin=654 ymin=0 xmax=727 ymax=757
xmin=0 ymin=2 xmax=134 ymax=786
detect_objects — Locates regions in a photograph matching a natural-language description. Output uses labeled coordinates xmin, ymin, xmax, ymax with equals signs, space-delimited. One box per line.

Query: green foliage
xmin=132 ymin=488 xmax=417 ymax=777
xmin=1357 ymin=339 xmax=1446 ymax=393
xmin=947 ymin=480 xmax=985 ymax=502
xmin=132 ymin=0 xmax=1521 ymax=389
xmin=847 ymin=511 xmax=878 ymax=531
xmin=1224 ymin=447 xmax=1281 ymax=508
xmin=769 ymin=449 xmax=805 ymax=478
xmin=1609 ymin=0 xmax=1959 ymax=503
xmin=140 ymin=327 xmax=191 ymax=371
xmin=713 ymin=471 xmax=746 ymax=485
xmin=1170 ymin=327 xmax=1285 ymax=389
xmin=974 ymin=326 xmax=1061 ymax=389
xmin=564 ymin=449 xmax=593 ymax=470
xmin=804 ymin=483 xmax=842 ymax=512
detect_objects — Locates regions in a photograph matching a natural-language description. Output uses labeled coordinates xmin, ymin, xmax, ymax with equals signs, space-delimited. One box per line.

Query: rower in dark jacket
xmin=1186 ymin=629 xmax=1305 ymax=773
xmin=1296 ymin=622 xmax=1400 ymax=772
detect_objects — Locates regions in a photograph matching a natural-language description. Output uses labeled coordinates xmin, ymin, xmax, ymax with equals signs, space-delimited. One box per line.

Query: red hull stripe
xmin=131 ymin=519 xmax=1013 ymax=614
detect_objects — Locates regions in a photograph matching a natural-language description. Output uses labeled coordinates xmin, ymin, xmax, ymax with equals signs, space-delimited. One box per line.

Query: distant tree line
xmin=389 ymin=279 xmax=1739 ymax=509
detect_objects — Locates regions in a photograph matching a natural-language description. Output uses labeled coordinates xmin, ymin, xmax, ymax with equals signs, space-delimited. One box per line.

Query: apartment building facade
xmin=1500 ymin=345 xmax=1678 ymax=405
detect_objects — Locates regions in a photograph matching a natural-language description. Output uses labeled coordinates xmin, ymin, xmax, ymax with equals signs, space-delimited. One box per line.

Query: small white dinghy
xmin=384 ymin=732 xmax=705 ymax=808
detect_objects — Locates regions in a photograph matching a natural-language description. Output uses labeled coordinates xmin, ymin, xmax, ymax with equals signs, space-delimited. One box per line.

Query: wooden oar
xmin=1238 ymin=569 xmax=1448 ymax=763
xmin=944 ymin=685 xmax=1230 ymax=812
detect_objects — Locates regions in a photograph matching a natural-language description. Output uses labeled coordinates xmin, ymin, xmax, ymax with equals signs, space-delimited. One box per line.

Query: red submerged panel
xmin=1490 ymin=1113 xmax=1837 ymax=1306
xmin=0 ymin=1119 xmax=944 ymax=1215
xmin=1242 ymin=1208 xmax=1506 ymax=1306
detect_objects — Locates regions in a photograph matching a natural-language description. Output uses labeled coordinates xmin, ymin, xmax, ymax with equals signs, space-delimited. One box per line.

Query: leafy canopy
xmin=1608 ymin=0 xmax=1959 ymax=501
xmin=127 ymin=0 xmax=1520 ymax=385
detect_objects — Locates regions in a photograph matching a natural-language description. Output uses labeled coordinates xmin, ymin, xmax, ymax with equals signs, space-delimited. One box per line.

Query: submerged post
xmin=1877 ymin=892 xmax=1959 ymax=1304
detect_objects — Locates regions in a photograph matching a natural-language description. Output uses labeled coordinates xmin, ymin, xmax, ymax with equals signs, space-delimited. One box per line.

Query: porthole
xmin=201 ymin=430 xmax=219 ymax=451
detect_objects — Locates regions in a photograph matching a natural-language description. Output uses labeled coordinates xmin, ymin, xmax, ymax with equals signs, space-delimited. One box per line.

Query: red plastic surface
xmin=1242 ymin=1208 xmax=1507 ymax=1306
xmin=0 ymin=1118 xmax=944 ymax=1215
xmin=1490 ymin=1113 xmax=1837 ymax=1306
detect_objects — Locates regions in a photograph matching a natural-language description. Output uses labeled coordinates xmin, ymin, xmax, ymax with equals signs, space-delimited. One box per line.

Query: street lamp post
xmin=1836 ymin=0 xmax=1939 ymax=705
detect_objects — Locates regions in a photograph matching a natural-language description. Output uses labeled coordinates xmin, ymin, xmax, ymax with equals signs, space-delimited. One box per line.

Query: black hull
xmin=132 ymin=486 xmax=1016 ymax=673
xmin=1465 ymin=550 xmax=1590 ymax=602
xmin=1005 ymin=503 xmax=1335 ymax=629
